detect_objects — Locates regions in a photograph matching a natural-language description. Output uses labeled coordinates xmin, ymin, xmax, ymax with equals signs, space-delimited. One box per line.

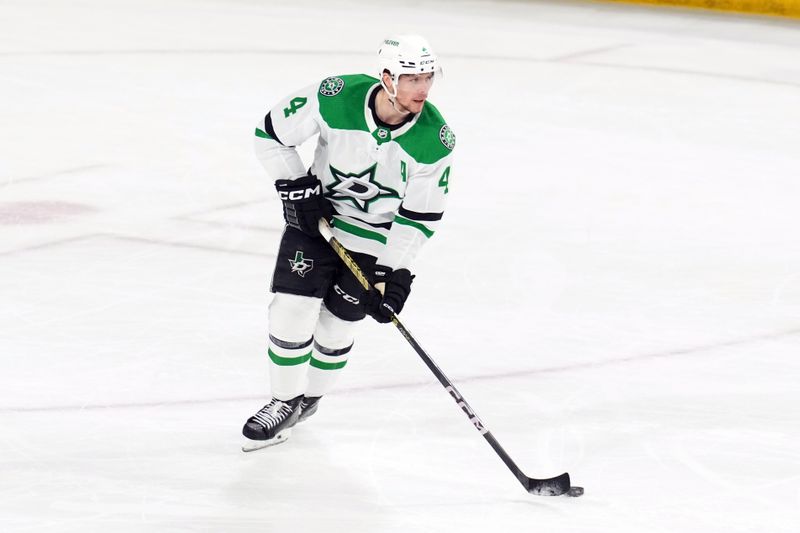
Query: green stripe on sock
xmin=255 ymin=127 xmax=271 ymax=139
xmin=309 ymin=357 xmax=348 ymax=370
xmin=332 ymin=218 xmax=387 ymax=244
xmin=394 ymin=215 xmax=434 ymax=238
xmin=268 ymin=348 xmax=311 ymax=366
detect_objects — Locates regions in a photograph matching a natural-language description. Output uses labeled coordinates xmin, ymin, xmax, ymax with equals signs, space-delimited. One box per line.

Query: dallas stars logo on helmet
xmin=319 ymin=77 xmax=345 ymax=97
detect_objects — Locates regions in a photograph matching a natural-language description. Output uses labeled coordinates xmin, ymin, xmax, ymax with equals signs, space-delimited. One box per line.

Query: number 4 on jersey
xmin=438 ymin=166 xmax=450 ymax=194
xmin=283 ymin=97 xmax=307 ymax=118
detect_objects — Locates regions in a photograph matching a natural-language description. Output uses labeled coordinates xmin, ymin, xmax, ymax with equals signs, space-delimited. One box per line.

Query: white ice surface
xmin=2 ymin=0 xmax=800 ymax=531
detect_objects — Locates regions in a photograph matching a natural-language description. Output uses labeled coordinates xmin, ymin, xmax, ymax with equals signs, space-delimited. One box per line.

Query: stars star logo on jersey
xmin=288 ymin=251 xmax=314 ymax=277
xmin=326 ymin=163 xmax=399 ymax=211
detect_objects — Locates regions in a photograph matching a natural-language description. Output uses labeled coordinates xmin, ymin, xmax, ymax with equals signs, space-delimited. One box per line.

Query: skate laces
xmin=251 ymin=399 xmax=292 ymax=430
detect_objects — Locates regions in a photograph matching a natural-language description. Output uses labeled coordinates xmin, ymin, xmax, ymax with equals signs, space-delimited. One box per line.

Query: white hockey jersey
xmin=254 ymin=74 xmax=455 ymax=271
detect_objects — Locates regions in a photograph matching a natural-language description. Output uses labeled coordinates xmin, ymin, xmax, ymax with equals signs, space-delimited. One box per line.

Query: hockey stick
xmin=318 ymin=218 xmax=577 ymax=496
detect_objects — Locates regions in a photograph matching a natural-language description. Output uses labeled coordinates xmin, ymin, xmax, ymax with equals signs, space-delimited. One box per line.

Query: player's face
xmin=394 ymin=73 xmax=434 ymax=114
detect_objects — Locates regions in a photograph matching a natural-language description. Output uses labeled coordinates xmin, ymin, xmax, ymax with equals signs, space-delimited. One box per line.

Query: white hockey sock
xmin=268 ymin=336 xmax=312 ymax=400
xmin=305 ymin=305 xmax=359 ymax=398
xmin=267 ymin=293 xmax=322 ymax=401
xmin=306 ymin=342 xmax=352 ymax=398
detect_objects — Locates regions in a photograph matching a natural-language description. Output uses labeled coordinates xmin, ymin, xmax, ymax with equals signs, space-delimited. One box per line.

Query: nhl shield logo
xmin=319 ymin=77 xmax=345 ymax=97
xmin=371 ymin=127 xmax=391 ymax=145
xmin=288 ymin=251 xmax=314 ymax=277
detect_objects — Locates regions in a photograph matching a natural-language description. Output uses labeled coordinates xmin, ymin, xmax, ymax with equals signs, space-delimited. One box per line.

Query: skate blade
xmin=241 ymin=428 xmax=292 ymax=452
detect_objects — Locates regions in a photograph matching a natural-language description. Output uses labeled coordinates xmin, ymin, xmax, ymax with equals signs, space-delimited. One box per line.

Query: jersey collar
xmin=364 ymin=84 xmax=420 ymax=139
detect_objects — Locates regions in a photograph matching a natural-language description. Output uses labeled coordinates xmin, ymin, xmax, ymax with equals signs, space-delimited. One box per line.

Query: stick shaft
xmin=317 ymin=219 xmax=568 ymax=494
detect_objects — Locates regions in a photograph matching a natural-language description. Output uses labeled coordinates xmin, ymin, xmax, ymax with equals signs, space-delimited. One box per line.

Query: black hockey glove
xmin=366 ymin=266 xmax=415 ymax=324
xmin=275 ymin=174 xmax=334 ymax=237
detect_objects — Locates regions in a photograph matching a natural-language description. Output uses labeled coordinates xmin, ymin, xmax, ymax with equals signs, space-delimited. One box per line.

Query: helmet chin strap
xmin=380 ymin=76 xmax=412 ymax=116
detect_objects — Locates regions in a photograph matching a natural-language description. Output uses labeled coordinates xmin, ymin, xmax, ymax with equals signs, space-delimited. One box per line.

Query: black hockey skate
xmin=242 ymin=395 xmax=303 ymax=452
xmin=297 ymin=396 xmax=321 ymax=423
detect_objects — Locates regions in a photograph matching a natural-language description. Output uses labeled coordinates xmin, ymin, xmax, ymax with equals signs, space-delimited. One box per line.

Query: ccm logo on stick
xmin=279 ymin=185 xmax=320 ymax=201
xmin=446 ymin=386 xmax=488 ymax=435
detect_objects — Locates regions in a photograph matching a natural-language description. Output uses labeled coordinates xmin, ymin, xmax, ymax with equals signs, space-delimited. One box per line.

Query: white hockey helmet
xmin=377 ymin=34 xmax=441 ymax=89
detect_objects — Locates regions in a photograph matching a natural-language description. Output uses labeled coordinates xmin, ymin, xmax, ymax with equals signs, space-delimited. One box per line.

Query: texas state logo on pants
xmin=288 ymin=251 xmax=314 ymax=277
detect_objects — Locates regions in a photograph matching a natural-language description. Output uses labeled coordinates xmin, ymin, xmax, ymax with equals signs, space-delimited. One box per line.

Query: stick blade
xmin=526 ymin=472 xmax=572 ymax=496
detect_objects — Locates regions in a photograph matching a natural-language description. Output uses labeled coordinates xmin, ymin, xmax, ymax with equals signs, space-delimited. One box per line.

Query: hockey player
xmin=242 ymin=35 xmax=455 ymax=451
